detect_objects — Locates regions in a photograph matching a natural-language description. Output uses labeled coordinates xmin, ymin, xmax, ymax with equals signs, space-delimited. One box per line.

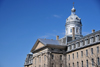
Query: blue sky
xmin=0 ymin=0 xmax=100 ymax=67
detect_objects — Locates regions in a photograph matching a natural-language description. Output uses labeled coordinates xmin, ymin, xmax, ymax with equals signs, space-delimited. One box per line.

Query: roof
xmin=38 ymin=38 xmax=61 ymax=45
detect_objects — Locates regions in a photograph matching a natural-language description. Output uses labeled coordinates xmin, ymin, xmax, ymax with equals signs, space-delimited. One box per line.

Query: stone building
xmin=24 ymin=5 xmax=100 ymax=67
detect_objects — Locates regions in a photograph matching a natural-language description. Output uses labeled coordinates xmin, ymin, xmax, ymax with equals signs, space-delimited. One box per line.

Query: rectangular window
xmin=60 ymin=64 xmax=62 ymax=67
xmin=52 ymin=54 xmax=54 ymax=59
xmin=44 ymin=64 xmax=45 ymax=67
xmin=92 ymin=58 xmax=94 ymax=66
xmin=90 ymin=37 xmax=93 ymax=43
xmin=91 ymin=48 xmax=93 ymax=55
xmin=82 ymin=61 xmax=83 ymax=67
xmin=80 ymin=41 xmax=83 ymax=46
xmin=73 ymin=63 xmax=74 ymax=67
xmin=69 ymin=55 xmax=70 ymax=60
xmin=44 ymin=55 xmax=46 ymax=61
xmin=86 ymin=60 xmax=88 ymax=67
xmin=77 ymin=62 xmax=79 ymax=67
xmin=60 ymin=55 xmax=62 ymax=60
xmin=97 ymin=46 xmax=99 ymax=53
xmin=77 ymin=52 xmax=78 ymax=58
xmin=73 ymin=54 xmax=74 ymax=59
xmin=81 ymin=51 xmax=83 ymax=57
xmin=35 ymin=58 xmax=36 ymax=64
xmin=52 ymin=63 xmax=54 ymax=67
xmin=97 ymin=57 xmax=100 ymax=65
xmin=69 ymin=63 xmax=70 ymax=67
xmin=39 ymin=57 xmax=41 ymax=62
xmin=86 ymin=50 xmax=88 ymax=56
xmin=39 ymin=65 xmax=41 ymax=67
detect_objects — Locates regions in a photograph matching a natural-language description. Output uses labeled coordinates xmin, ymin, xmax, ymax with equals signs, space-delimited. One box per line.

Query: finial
xmin=73 ymin=2 xmax=74 ymax=7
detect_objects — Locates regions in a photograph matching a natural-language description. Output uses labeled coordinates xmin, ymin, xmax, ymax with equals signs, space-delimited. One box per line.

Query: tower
xmin=65 ymin=5 xmax=83 ymax=39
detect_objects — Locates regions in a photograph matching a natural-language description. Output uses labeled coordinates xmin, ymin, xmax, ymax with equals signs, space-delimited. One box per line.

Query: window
xmin=91 ymin=48 xmax=93 ymax=55
xmin=92 ymin=58 xmax=94 ymax=66
xmin=39 ymin=65 xmax=41 ymax=67
xmin=60 ymin=55 xmax=62 ymax=60
xmin=74 ymin=44 xmax=76 ymax=48
xmin=86 ymin=50 xmax=88 ymax=56
xmin=76 ymin=27 xmax=78 ymax=33
xmin=80 ymin=41 xmax=83 ymax=46
xmin=97 ymin=46 xmax=99 ymax=53
xmin=77 ymin=62 xmax=79 ymax=67
xmin=69 ymin=63 xmax=70 ymax=67
xmin=90 ymin=37 xmax=93 ymax=43
xmin=73 ymin=54 xmax=74 ymax=59
xmin=77 ymin=52 xmax=78 ymax=58
xmin=70 ymin=28 xmax=72 ymax=33
xmin=97 ymin=57 xmax=100 ymax=65
xmin=44 ymin=64 xmax=45 ymax=67
xmin=85 ymin=39 xmax=88 ymax=45
xmin=51 ymin=54 xmax=54 ymax=59
xmin=39 ymin=57 xmax=41 ymax=62
xmin=44 ymin=55 xmax=46 ymax=61
xmin=81 ymin=51 xmax=83 ymax=57
xmin=52 ymin=63 xmax=54 ymax=67
xmin=86 ymin=60 xmax=88 ymax=67
xmin=73 ymin=63 xmax=74 ymax=67
xmin=60 ymin=64 xmax=62 ymax=67
xmin=35 ymin=58 xmax=36 ymax=64
xmin=95 ymin=35 xmax=99 ymax=42
xmin=78 ymin=42 xmax=80 ymax=47
xmin=82 ymin=61 xmax=83 ymax=67
xmin=69 ymin=55 xmax=70 ymax=60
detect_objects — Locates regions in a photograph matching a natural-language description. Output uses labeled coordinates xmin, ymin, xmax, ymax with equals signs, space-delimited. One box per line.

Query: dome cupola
xmin=65 ymin=3 xmax=83 ymax=39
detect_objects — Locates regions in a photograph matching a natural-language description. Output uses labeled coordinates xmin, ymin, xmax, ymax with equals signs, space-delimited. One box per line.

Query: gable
xmin=35 ymin=42 xmax=44 ymax=50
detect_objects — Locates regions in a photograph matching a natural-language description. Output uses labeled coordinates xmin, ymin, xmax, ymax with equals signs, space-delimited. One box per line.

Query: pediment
xmin=31 ymin=39 xmax=45 ymax=52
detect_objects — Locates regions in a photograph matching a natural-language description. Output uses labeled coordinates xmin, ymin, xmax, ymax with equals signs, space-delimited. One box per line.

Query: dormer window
xmin=95 ymin=35 xmax=99 ymax=42
xmin=85 ymin=39 xmax=88 ymax=45
xmin=90 ymin=37 xmax=94 ymax=44
xmin=76 ymin=17 xmax=79 ymax=20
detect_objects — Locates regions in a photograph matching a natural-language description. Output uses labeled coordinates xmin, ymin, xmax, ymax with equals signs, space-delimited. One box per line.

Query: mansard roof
xmin=38 ymin=38 xmax=61 ymax=45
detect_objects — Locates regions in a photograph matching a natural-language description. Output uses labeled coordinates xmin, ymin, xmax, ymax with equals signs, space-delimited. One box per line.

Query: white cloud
xmin=53 ymin=15 xmax=61 ymax=18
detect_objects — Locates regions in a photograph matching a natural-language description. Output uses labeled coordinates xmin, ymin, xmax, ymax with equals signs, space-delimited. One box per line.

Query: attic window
xmin=70 ymin=17 xmax=73 ymax=19
xmin=76 ymin=17 xmax=79 ymax=20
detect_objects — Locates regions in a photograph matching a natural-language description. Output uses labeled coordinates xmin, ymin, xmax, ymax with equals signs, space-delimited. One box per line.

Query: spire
xmin=71 ymin=2 xmax=76 ymax=14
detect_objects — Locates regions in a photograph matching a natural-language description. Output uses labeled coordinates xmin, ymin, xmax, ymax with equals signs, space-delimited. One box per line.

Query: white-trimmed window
xmin=95 ymin=35 xmax=99 ymax=42
xmin=90 ymin=37 xmax=94 ymax=44
xmin=80 ymin=41 xmax=83 ymax=46
xmin=85 ymin=39 xmax=88 ymax=45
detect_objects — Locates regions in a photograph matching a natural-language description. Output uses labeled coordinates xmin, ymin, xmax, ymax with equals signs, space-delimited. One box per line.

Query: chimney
xmin=72 ymin=27 xmax=75 ymax=40
xmin=56 ymin=35 xmax=59 ymax=40
xmin=92 ymin=29 xmax=95 ymax=33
